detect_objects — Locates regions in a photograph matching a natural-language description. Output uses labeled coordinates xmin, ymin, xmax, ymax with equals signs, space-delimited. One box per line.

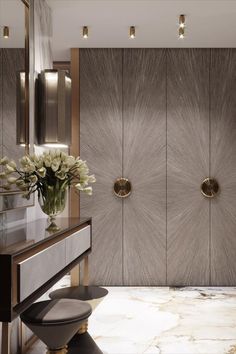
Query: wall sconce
xmin=82 ymin=26 xmax=88 ymax=39
xmin=3 ymin=26 xmax=9 ymax=38
xmin=37 ymin=70 xmax=72 ymax=146
xmin=16 ymin=71 xmax=28 ymax=145
xmin=129 ymin=26 xmax=135 ymax=39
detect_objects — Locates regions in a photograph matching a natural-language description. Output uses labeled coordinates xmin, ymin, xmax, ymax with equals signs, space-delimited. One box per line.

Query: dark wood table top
xmin=0 ymin=217 xmax=91 ymax=256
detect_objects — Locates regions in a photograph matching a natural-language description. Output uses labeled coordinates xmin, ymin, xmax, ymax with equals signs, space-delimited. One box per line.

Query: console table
xmin=0 ymin=217 xmax=92 ymax=354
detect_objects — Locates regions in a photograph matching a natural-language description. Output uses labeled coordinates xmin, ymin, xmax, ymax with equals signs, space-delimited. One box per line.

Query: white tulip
xmin=0 ymin=156 xmax=9 ymax=165
xmin=5 ymin=164 xmax=16 ymax=174
xmin=7 ymin=176 xmax=18 ymax=184
xmin=0 ymin=172 xmax=6 ymax=179
xmin=83 ymin=187 xmax=93 ymax=195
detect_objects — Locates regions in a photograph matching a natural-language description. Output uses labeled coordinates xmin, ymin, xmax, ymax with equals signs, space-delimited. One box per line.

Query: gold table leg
xmin=83 ymin=256 xmax=89 ymax=286
xmin=70 ymin=264 xmax=80 ymax=286
xmin=1 ymin=322 xmax=11 ymax=354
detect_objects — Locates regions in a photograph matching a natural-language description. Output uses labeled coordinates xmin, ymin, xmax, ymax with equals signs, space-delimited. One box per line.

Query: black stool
xmin=49 ymin=286 xmax=108 ymax=333
xmin=21 ymin=299 xmax=92 ymax=354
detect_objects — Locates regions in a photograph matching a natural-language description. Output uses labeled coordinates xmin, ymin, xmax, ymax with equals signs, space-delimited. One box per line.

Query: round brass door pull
xmin=114 ymin=178 xmax=131 ymax=198
xmin=201 ymin=178 xmax=219 ymax=198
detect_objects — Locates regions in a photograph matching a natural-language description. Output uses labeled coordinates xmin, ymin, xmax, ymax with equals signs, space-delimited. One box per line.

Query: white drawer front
xmin=66 ymin=225 xmax=91 ymax=265
xmin=18 ymin=240 xmax=66 ymax=302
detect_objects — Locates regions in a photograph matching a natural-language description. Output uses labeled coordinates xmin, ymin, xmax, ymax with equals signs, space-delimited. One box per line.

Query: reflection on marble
xmin=29 ymin=286 xmax=236 ymax=354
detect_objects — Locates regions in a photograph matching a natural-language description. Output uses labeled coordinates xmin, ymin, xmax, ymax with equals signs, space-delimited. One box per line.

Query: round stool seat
xmin=21 ymin=299 xmax=92 ymax=352
xmin=50 ymin=286 xmax=108 ymax=314
xmin=21 ymin=299 xmax=91 ymax=325
xmin=50 ymin=286 xmax=108 ymax=302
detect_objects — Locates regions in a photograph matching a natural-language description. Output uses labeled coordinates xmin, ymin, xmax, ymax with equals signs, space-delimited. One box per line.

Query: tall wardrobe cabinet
xmin=80 ymin=48 xmax=236 ymax=286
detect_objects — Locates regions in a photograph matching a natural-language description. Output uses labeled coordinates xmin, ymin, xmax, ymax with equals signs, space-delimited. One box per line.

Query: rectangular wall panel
xmin=80 ymin=49 xmax=123 ymax=285
xmin=2 ymin=49 xmax=25 ymax=163
xmin=211 ymin=49 xmax=236 ymax=285
xmin=123 ymin=49 xmax=167 ymax=285
xmin=167 ymin=49 xmax=210 ymax=285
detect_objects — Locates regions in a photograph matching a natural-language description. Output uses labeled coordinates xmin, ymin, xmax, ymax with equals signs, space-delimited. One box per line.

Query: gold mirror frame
xmin=0 ymin=0 xmax=34 ymax=212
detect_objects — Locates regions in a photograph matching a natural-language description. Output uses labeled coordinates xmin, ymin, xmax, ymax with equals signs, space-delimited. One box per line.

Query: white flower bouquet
xmin=0 ymin=151 xmax=95 ymax=230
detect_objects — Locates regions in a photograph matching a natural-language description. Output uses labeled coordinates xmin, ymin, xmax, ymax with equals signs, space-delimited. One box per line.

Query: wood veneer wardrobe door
xmin=123 ymin=49 xmax=167 ymax=285
xmin=211 ymin=49 xmax=236 ymax=285
xmin=80 ymin=49 xmax=123 ymax=285
xmin=167 ymin=49 xmax=210 ymax=285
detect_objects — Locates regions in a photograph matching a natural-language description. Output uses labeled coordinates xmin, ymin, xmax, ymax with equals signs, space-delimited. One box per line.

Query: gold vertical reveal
xmin=70 ymin=49 xmax=80 ymax=217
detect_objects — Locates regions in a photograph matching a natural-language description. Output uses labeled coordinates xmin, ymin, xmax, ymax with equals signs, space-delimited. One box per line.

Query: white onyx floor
xmin=28 ymin=286 xmax=236 ymax=354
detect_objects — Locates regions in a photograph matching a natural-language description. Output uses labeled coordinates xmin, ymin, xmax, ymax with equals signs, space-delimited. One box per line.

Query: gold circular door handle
xmin=201 ymin=178 xmax=219 ymax=198
xmin=114 ymin=178 xmax=132 ymax=198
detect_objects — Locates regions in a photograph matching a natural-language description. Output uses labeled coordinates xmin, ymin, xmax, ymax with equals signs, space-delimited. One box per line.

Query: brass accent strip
xmin=69 ymin=49 xmax=80 ymax=218
xmin=1 ymin=322 xmax=11 ymax=354
xmin=114 ymin=178 xmax=132 ymax=198
xmin=78 ymin=319 xmax=88 ymax=334
xmin=46 ymin=346 xmax=68 ymax=354
xmin=201 ymin=177 xmax=219 ymax=198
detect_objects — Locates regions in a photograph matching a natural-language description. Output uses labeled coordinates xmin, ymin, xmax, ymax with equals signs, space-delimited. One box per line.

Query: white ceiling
xmin=0 ymin=0 xmax=25 ymax=48
xmin=47 ymin=0 xmax=236 ymax=61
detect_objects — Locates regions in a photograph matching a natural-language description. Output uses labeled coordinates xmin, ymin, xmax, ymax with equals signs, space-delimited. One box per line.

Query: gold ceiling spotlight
xmin=82 ymin=26 xmax=88 ymax=39
xmin=179 ymin=14 xmax=185 ymax=28
xmin=179 ymin=27 xmax=185 ymax=39
xmin=178 ymin=14 xmax=186 ymax=39
xmin=3 ymin=26 xmax=9 ymax=38
xmin=129 ymin=26 xmax=135 ymax=39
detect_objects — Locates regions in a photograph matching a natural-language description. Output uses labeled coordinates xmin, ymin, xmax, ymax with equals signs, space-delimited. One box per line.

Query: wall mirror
xmin=0 ymin=0 xmax=34 ymax=212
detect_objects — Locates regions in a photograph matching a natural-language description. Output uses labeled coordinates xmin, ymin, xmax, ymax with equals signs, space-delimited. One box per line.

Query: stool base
xmin=68 ymin=332 xmax=103 ymax=354
xmin=46 ymin=346 xmax=68 ymax=354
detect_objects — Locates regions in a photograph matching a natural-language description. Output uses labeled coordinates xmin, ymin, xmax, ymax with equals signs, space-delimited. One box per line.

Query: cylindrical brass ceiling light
xmin=179 ymin=27 xmax=185 ymax=39
xmin=179 ymin=14 xmax=185 ymax=28
xmin=129 ymin=26 xmax=135 ymax=39
xmin=3 ymin=26 xmax=9 ymax=38
xmin=82 ymin=26 xmax=88 ymax=39
xmin=178 ymin=14 xmax=186 ymax=39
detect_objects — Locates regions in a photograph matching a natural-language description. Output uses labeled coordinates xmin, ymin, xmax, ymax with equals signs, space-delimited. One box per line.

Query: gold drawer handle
xmin=201 ymin=178 xmax=219 ymax=198
xmin=114 ymin=178 xmax=132 ymax=198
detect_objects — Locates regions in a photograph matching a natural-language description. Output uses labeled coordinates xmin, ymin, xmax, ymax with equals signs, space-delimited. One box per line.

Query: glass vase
xmin=38 ymin=185 xmax=67 ymax=232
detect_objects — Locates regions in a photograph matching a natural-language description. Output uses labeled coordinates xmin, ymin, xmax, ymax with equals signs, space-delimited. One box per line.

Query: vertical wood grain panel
xmin=80 ymin=49 xmax=123 ymax=285
xmin=211 ymin=49 xmax=236 ymax=285
xmin=167 ymin=49 xmax=210 ymax=285
xmin=123 ymin=49 xmax=167 ymax=285
xmin=2 ymin=49 xmax=25 ymax=162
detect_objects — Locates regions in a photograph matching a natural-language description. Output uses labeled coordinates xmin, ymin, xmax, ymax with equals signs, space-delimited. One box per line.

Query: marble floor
xmin=28 ymin=286 xmax=236 ymax=354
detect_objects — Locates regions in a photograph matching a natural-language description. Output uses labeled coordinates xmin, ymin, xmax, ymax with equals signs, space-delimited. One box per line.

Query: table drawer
xmin=18 ymin=240 xmax=66 ymax=302
xmin=65 ymin=225 xmax=91 ymax=265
